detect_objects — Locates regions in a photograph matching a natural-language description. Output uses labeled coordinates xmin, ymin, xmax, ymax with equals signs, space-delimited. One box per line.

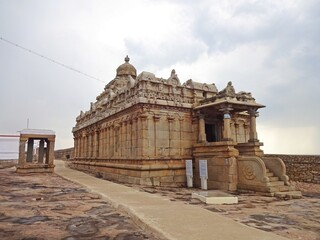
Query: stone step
xmin=266 ymin=168 xmax=270 ymax=173
xmin=278 ymin=185 xmax=290 ymax=192
xmin=266 ymin=172 xmax=274 ymax=177
xmin=269 ymin=176 xmax=279 ymax=182
xmin=269 ymin=181 xmax=284 ymax=187
xmin=269 ymin=185 xmax=289 ymax=193
xmin=274 ymin=191 xmax=302 ymax=199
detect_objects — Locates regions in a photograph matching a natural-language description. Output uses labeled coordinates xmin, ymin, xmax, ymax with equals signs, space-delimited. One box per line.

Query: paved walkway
xmin=55 ymin=160 xmax=288 ymax=240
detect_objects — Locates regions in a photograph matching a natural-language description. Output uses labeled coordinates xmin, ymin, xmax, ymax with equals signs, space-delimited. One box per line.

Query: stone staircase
xmin=266 ymin=168 xmax=302 ymax=199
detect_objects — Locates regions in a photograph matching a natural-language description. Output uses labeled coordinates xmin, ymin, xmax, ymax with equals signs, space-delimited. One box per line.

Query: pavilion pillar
xmin=46 ymin=138 xmax=55 ymax=165
xmin=18 ymin=138 xmax=26 ymax=166
xmin=249 ymin=109 xmax=259 ymax=142
xmin=38 ymin=139 xmax=45 ymax=163
xmin=26 ymin=138 xmax=34 ymax=162
xmin=198 ymin=114 xmax=206 ymax=143
xmin=222 ymin=110 xmax=233 ymax=141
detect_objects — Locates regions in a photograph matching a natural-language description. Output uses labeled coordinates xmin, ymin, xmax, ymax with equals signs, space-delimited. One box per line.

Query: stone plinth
xmin=193 ymin=141 xmax=239 ymax=191
xmin=69 ymin=158 xmax=186 ymax=187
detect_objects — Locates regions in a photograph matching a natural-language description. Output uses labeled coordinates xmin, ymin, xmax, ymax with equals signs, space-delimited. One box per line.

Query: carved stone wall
xmin=265 ymin=154 xmax=320 ymax=184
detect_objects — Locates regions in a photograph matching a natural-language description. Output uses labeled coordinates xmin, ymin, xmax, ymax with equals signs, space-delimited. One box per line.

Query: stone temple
xmin=71 ymin=56 xmax=297 ymax=195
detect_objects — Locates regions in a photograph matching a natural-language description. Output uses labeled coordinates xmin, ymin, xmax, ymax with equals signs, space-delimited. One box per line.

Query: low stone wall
xmin=265 ymin=154 xmax=320 ymax=184
xmin=0 ymin=159 xmax=18 ymax=168
xmin=54 ymin=148 xmax=74 ymax=160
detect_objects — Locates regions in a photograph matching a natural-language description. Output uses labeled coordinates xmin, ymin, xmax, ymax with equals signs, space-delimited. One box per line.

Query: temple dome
xmin=116 ymin=55 xmax=137 ymax=78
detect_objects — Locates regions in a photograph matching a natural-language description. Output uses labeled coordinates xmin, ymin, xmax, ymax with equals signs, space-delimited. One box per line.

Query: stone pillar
xmin=98 ymin=129 xmax=102 ymax=158
xmin=168 ymin=116 xmax=174 ymax=156
xmin=47 ymin=139 xmax=55 ymax=165
xmin=198 ymin=114 xmax=206 ymax=143
xmin=105 ymin=126 xmax=111 ymax=157
xmin=77 ymin=136 xmax=80 ymax=158
xmin=111 ymin=125 xmax=114 ymax=157
xmin=234 ymin=122 xmax=239 ymax=142
xmin=179 ymin=117 xmax=183 ymax=156
xmin=114 ymin=124 xmax=119 ymax=156
xmin=249 ymin=109 xmax=258 ymax=142
xmin=121 ymin=122 xmax=125 ymax=157
xmin=123 ymin=121 xmax=128 ymax=157
xmin=222 ymin=110 xmax=232 ymax=141
xmin=81 ymin=134 xmax=85 ymax=157
xmin=153 ymin=115 xmax=160 ymax=156
xmin=73 ymin=137 xmax=77 ymax=158
xmin=139 ymin=114 xmax=148 ymax=157
xmin=18 ymin=139 xmax=26 ymax=166
xmin=75 ymin=137 xmax=78 ymax=158
xmin=95 ymin=130 xmax=99 ymax=158
xmin=133 ymin=117 xmax=139 ymax=156
xmin=38 ymin=139 xmax=45 ymax=163
xmin=26 ymin=138 xmax=34 ymax=162
xmin=84 ymin=134 xmax=87 ymax=157
xmin=129 ymin=120 xmax=133 ymax=156
xmin=90 ymin=131 xmax=94 ymax=158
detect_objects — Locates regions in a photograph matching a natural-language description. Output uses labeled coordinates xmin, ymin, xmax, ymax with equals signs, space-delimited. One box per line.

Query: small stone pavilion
xmin=16 ymin=129 xmax=55 ymax=173
xmin=71 ymin=56 xmax=298 ymax=196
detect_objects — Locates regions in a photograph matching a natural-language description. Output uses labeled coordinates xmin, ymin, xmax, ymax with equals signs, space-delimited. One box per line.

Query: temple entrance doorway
xmin=205 ymin=123 xmax=217 ymax=142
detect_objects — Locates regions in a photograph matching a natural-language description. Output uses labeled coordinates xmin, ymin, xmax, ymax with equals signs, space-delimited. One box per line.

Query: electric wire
xmin=0 ymin=36 xmax=106 ymax=84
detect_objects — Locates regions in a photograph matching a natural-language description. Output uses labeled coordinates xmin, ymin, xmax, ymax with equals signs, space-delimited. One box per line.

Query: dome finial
xmin=125 ymin=55 xmax=130 ymax=63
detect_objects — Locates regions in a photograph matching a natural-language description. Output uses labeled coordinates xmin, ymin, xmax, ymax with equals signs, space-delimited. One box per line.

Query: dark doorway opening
xmin=205 ymin=124 xmax=217 ymax=142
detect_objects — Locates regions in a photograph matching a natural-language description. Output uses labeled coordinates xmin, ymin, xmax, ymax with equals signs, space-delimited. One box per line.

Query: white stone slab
xmin=20 ymin=129 xmax=55 ymax=136
xmin=192 ymin=190 xmax=238 ymax=204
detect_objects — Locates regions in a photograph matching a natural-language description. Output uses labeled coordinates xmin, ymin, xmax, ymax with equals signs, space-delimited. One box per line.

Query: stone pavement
xmin=55 ymin=160 xmax=288 ymax=240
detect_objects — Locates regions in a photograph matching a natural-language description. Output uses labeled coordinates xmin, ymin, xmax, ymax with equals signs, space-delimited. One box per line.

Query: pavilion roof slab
xmin=194 ymin=99 xmax=265 ymax=112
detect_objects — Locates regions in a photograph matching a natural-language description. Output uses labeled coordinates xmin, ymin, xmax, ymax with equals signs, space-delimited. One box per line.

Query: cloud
xmin=0 ymin=0 xmax=319 ymax=154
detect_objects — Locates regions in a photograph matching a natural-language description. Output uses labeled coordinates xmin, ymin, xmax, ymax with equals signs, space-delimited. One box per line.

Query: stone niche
xmin=16 ymin=129 xmax=55 ymax=173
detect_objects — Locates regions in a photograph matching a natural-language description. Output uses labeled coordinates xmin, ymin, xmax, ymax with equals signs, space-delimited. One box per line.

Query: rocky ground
xmin=130 ymin=182 xmax=320 ymax=240
xmin=0 ymin=167 xmax=159 ymax=240
xmin=1 ymin=161 xmax=319 ymax=240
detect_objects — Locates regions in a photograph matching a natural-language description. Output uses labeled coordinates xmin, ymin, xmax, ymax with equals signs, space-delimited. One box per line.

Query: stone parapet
xmin=265 ymin=154 xmax=320 ymax=184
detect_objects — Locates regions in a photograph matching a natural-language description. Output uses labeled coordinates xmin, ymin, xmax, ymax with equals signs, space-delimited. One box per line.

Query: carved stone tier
xmin=236 ymin=142 xmax=264 ymax=157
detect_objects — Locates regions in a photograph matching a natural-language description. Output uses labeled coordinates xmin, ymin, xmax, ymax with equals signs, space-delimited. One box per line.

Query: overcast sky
xmin=0 ymin=0 xmax=319 ymax=154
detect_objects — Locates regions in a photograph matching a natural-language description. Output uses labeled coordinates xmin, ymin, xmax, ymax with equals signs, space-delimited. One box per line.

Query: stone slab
xmin=192 ymin=190 xmax=238 ymax=204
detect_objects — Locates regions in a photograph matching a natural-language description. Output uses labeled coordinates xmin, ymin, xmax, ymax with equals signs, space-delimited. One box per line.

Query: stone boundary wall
xmin=265 ymin=154 xmax=320 ymax=184
xmin=54 ymin=147 xmax=74 ymax=160
xmin=0 ymin=159 xmax=18 ymax=168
